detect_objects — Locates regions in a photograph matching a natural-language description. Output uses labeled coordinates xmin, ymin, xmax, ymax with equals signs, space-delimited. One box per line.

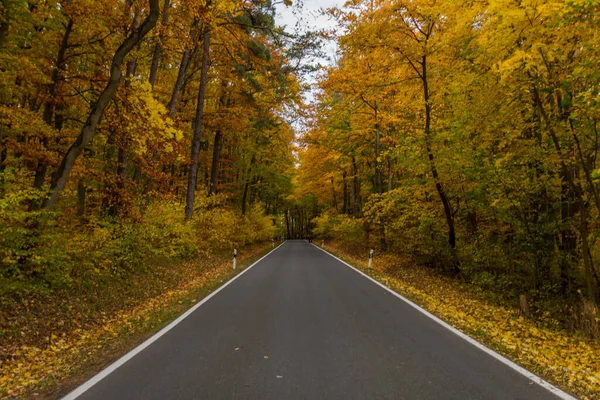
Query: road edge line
xmin=312 ymin=244 xmax=577 ymax=400
xmin=62 ymin=241 xmax=287 ymax=400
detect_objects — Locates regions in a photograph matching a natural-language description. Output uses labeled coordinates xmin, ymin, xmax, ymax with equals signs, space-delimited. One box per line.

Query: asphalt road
xmin=68 ymin=240 xmax=567 ymax=400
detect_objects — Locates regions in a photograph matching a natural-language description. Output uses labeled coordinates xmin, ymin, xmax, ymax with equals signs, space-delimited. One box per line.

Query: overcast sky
xmin=273 ymin=0 xmax=345 ymax=132
xmin=275 ymin=0 xmax=343 ymax=67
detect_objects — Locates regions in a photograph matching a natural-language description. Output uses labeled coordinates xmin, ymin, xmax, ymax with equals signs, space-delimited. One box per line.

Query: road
xmin=66 ymin=240 xmax=569 ymax=400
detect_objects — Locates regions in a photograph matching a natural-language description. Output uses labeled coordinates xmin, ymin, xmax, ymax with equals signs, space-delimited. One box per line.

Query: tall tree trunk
xmin=44 ymin=0 xmax=159 ymax=210
xmin=241 ymin=156 xmax=255 ymax=215
xmin=342 ymin=170 xmax=348 ymax=214
xmin=352 ymin=155 xmax=361 ymax=218
xmin=148 ymin=0 xmax=171 ymax=87
xmin=167 ymin=49 xmax=192 ymax=117
xmin=208 ymin=83 xmax=229 ymax=199
xmin=184 ymin=26 xmax=211 ymax=221
xmin=117 ymin=57 xmax=138 ymax=184
xmin=0 ymin=0 xmax=9 ymax=49
xmin=559 ymin=183 xmax=576 ymax=295
xmin=422 ymin=54 xmax=456 ymax=256
xmin=208 ymin=129 xmax=224 ymax=197
xmin=377 ymin=105 xmax=387 ymax=253
xmin=387 ymin=155 xmax=393 ymax=191
xmin=167 ymin=41 xmax=198 ymax=116
xmin=77 ymin=178 xmax=86 ymax=217
xmin=285 ymin=208 xmax=292 ymax=239
xmin=579 ymin=201 xmax=597 ymax=301
xmin=375 ymin=102 xmax=383 ymax=195
xmin=241 ymin=181 xmax=249 ymax=215
xmin=291 ymin=211 xmax=295 ymax=239
xmin=30 ymin=18 xmax=73 ymax=210
xmin=331 ymin=176 xmax=337 ymax=211
xmin=0 ymin=127 xmax=6 ymax=199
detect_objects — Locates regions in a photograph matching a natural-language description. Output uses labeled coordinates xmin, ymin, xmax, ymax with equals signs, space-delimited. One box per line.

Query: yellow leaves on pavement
xmin=328 ymin=242 xmax=600 ymax=400
xmin=0 ymin=245 xmax=270 ymax=398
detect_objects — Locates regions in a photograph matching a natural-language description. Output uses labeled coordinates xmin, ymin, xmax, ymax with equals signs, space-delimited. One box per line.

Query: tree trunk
xmin=0 ymin=127 xmax=6 ymax=199
xmin=352 ymin=155 xmax=361 ymax=218
xmin=117 ymin=57 xmax=138 ymax=185
xmin=184 ymin=25 xmax=211 ymax=221
xmin=285 ymin=209 xmax=292 ymax=239
xmin=44 ymin=0 xmax=159 ymax=210
xmin=241 ymin=181 xmax=249 ymax=214
xmin=30 ymin=18 xmax=73 ymax=210
xmin=0 ymin=0 xmax=9 ymax=49
xmin=519 ymin=295 xmax=530 ymax=316
xmin=421 ymin=54 xmax=456 ymax=254
xmin=241 ymin=156 xmax=255 ymax=214
xmin=208 ymin=129 xmax=224 ymax=197
xmin=331 ymin=176 xmax=337 ymax=211
xmin=377 ymin=108 xmax=387 ymax=251
xmin=148 ymin=0 xmax=171 ymax=87
xmin=387 ymin=155 xmax=393 ymax=191
xmin=342 ymin=170 xmax=348 ymax=214
xmin=375 ymin=102 xmax=383 ymax=195
xmin=580 ymin=200 xmax=597 ymax=301
xmin=168 ymin=50 xmax=191 ymax=116
xmin=77 ymin=178 xmax=86 ymax=217
xmin=559 ymin=182 xmax=576 ymax=295
xmin=208 ymin=83 xmax=229 ymax=199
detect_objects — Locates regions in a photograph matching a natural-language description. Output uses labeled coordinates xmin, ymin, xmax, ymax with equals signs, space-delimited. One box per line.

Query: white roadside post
xmin=321 ymin=240 xmax=325 ymax=248
xmin=368 ymin=249 xmax=374 ymax=269
xmin=271 ymin=239 xmax=275 ymax=248
xmin=233 ymin=249 xmax=237 ymax=270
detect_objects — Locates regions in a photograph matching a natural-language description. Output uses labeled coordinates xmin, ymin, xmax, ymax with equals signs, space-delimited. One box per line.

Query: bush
xmin=0 ymin=193 xmax=275 ymax=298
xmin=313 ymin=212 xmax=363 ymax=246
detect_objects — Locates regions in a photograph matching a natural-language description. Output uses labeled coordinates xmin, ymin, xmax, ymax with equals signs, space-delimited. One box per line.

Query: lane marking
xmin=312 ymin=244 xmax=576 ymax=400
xmin=62 ymin=242 xmax=287 ymax=400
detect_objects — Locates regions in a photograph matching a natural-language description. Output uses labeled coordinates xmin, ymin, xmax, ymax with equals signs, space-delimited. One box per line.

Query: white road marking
xmin=312 ymin=244 xmax=577 ymax=400
xmin=62 ymin=242 xmax=287 ymax=400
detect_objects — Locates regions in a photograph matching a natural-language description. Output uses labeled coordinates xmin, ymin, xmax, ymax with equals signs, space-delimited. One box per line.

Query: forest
xmin=0 ymin=0 xmax=307 ymax=290
xmin=1 ymin=0 xmax=600 ymax=397
xmin=0 ymin=0 xmax=308 ymax=395
xmin=297 ymin=0 xmax=600 ymax=334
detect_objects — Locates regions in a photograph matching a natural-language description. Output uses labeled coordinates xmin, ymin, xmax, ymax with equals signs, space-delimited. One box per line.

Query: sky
xmin=272 ymin=0 xmax=346 ymax=144
xmin=272 ymin=0 xmax=346 ymax=128
xmin=275 ymin=0 xmax=344 ymax=68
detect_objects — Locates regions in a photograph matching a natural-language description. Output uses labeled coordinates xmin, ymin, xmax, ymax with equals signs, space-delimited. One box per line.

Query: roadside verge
xmin=1 ymin=242 xmax=282 ymax=399
xmin=314 ymin=242 xmax=598 ymax=400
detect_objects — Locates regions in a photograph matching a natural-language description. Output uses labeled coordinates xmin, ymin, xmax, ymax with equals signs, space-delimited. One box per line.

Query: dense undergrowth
xmin=1 ymin=194 xmax=275 ymax=297
xmin=314 ymin=212 xmax=600 ymax=343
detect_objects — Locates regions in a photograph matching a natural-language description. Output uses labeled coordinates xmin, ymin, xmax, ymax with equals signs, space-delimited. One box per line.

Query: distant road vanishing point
xmin=64 ymin=240 xmax=574 ymax=400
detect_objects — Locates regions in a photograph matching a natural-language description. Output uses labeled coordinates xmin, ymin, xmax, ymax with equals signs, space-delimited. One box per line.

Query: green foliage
xmin=313 ymin=212 xmax=363 ymax=245
xmin=298 ymin=0 xmax=600 ymax=299
xmin=0 ymin=193 xmax=276 ymax=298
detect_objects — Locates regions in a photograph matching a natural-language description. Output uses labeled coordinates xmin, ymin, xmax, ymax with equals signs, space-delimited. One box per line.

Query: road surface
xmin=67 ymin=240 xmax=568 ymax=400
